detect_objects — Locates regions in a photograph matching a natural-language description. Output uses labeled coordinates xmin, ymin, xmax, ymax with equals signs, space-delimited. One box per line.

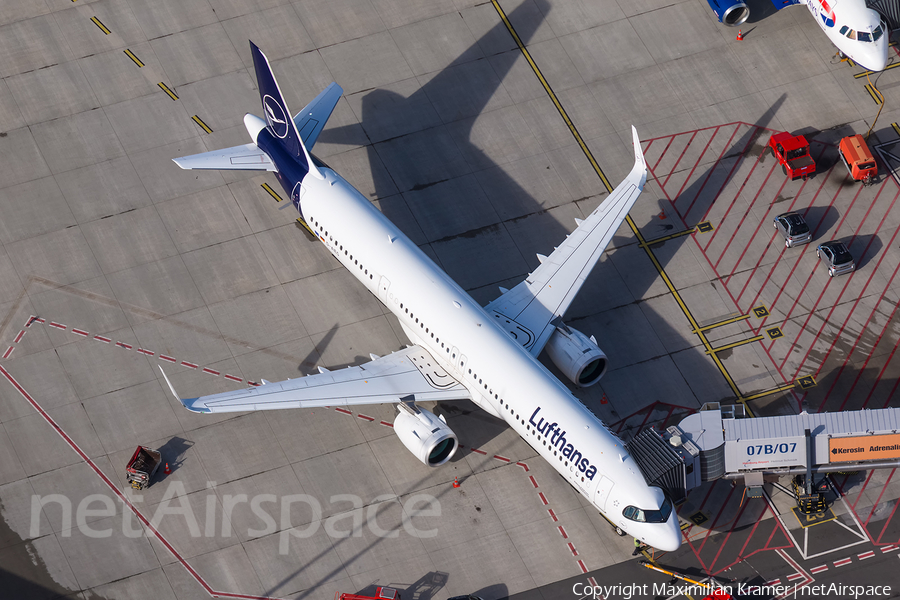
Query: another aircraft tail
xmin=249 ymin=41 xmax=323 ymax=179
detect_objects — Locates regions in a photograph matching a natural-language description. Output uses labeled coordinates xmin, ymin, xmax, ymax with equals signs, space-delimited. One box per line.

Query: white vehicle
xmin=162 ymin=41 xmax=682 ymax=552
xmin=707 ymin=0 xmax=889 ymax=72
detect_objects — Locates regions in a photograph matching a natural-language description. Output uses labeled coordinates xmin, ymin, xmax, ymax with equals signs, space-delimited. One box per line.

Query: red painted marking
xmin=853 ymin=470 xmax=876 ymax=509
xmin=49 ymin=321 xmax=66 ymax=330
xmin=72 ymin=328 xmax=89 ymax=337
xmin=810 ymin=565 xmax=828 ymax=574
xmin=469 ymin=448 xmax=487 ymax=455
xmin=663 ymin=130 xmax=700 ymax=189
xmin=493 ymin=454 xmax=510 ymax=462
xmin=787 ymin=573 xmax=804 ymax=581
xmin=116 ymin=342 xmax=133 ymax=350
xmin=858 ymin=550 xmax=875 ymax=560
xmin=357 ymin=413 xmax=374 ymax=422
xmin=588 ymin=576 xmax=597 ymax=587
xmin=223 ymin=373 xmax=242 ymax=382
xmin=766 ymin=580 xmax=781 ymax=586
xmin=882 ymin=545 xmax=898 ymax=552
xmin=516 ymin=462 xmax=529 ymax=472
xmin=94 ymin=335 xmax=111 ymax=343
xmin=558 ymin=526 xmax=568 ymax=539
xmin=334 ymin=407 xmax=352 ymax=415
xmin=380 ymin=420 xmax=394 ymax=427
xmin=538 ymin=492 xmax=548 ymax=505
xmin=33 ymin=317 xmax=45 ymax=324
xmin=529 ymin=475 xmax=538 ymax=488
xmin=181 ymin=360 xmax=198 ymax=369
xmin=2 ymin=347 xmax=13 ymax=359
xmin=834 ymin=557 xmax=852 ymax=567
xmin=567 ymin=542 xmax=578 ymax=556
xmin=138 ymin=348 xmax=155 ymax=356
xmin=578 ymin=560 xmax=588 ymax=574
xmin=248 ymin=381 xmax=261 ymax=387
xmin=548 ymin=508 xmax=558 ymax=522
xmin=201 ymin=367 xmax=219 ymax=375
xmin=0 ymin=364 xmax=284 ymax=600
xmin=13 ymin=330 xmax=26 ymax=343
xmin=864 ymin=469 xmax=894 ymax=528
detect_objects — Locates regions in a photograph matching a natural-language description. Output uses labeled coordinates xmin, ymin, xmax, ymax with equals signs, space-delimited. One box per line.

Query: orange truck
xmin=336 ymin=588 xmax=400 ymax=600
xmin=838 ymin=134 xmax=877 ymax=184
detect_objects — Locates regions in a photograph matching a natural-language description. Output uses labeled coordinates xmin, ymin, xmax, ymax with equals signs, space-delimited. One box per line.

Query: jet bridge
xmin=627 ymin=402 xmax=900 ymax=502
xmin=678 ymin=402 xmax=900 ymax=487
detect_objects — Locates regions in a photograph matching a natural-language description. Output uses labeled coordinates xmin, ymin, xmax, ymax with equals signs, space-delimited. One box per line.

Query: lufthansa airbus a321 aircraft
xmin=708 ymin=0 xmax=889 ymax=72
xmin=161 ymin=41 xmax=682 ymax=552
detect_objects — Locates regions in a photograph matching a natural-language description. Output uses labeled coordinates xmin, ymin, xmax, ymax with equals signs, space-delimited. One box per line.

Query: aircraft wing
xmin=293 ymin=82 xmax=343 ymax=151
xmin=160 ymin=345 xmax=470 ymax=413
xmin=483 ymin=126 xmax=647 ymax=357
xmin=172 ymin=143 xmax=276 ymax=171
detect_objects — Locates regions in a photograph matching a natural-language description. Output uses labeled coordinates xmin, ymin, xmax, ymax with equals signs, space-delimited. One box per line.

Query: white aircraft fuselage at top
xmin=804 ymin=0 xmax=889 ymax=72
xmin=166 ymin=42 xmax=682 ymax=552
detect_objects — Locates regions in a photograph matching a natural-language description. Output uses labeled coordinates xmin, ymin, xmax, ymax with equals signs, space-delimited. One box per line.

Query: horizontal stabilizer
xmin=173 ymin=143 xmax=276 ymax=171
xmin=293 ymin=82 xmax=343 ymax=151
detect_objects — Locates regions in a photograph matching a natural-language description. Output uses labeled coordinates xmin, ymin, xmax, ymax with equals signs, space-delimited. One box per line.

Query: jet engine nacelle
xmin=393 ymin=401 xmax=458 ymax=467
xmin=707 ymin=0 xmax=749 ymax=26
xmin=545 ymin=325 xmax=608 ymax=388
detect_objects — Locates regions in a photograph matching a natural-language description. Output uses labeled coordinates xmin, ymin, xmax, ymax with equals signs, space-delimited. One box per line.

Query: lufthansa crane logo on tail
xmin=263 ymin=95 xmax=289 ymax=138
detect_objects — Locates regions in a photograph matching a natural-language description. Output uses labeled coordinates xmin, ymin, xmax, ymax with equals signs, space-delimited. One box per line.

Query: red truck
xmin=768 ymin=132 xmax=816 ymax=180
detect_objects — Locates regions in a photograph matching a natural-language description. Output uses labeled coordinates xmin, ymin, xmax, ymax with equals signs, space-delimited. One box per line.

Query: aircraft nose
xmin=856 ymin=40 xmax=888 ymax=72
xmin=653 ymin=517 xmax=682 ymax=552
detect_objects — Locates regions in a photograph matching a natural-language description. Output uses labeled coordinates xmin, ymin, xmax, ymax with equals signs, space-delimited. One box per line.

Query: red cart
xmin=125 ymin=446 xmax=162 ymax=490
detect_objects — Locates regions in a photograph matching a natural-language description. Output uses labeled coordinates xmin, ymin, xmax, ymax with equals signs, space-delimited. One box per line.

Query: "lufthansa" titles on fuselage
xmin=529 ymin=407 xmax=598 ymax=480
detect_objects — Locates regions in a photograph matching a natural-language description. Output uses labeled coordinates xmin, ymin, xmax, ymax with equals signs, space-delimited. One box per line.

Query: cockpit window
xmin=623 ymin=497 xmax=673 ymax=524
xmin=873 ymin=24 xmax=884 ymax=42
xmin=858 ymin=30 xmax=871 ymax=43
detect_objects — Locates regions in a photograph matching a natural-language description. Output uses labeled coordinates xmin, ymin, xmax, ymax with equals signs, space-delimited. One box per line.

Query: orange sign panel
xmin=829 ymin=434 xmax=900 ymax=463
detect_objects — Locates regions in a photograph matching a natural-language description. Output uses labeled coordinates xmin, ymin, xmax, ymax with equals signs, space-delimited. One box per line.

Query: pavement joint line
xmin=0 ymin=363 xmax=288 ymax=600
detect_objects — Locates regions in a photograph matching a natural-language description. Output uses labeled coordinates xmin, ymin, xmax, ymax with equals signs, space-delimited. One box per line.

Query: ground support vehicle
xmin=773 ymin=212 xmax=812 ymax=247
xmin=817 ymin=241 xmax=855 ymax=277
xmin=838 ymin=134 xmax=877 ymax=184
xmin=125 ymin=446 xmax=162 ymax=490
xmin=768 ymin=132 xmax=816 ymax=180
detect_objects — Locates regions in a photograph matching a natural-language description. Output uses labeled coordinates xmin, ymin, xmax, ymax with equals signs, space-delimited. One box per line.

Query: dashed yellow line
xmin=123 ymin=49 xmax=144 ymax=67
xmin=191 ymin=115 xmax=213 ymax=134
xmin=893 ymin=122 xmax=900 ymax=137
xmin=297 ymin=218 xmax=313 ymax=234
xmin=90 ymin=16 xmax=111 ymax=35
xmin=742 ymin=383 xmax=796 ymax=401
xmin=854 ymin=62 xmax=900 ymax=78
xmin=490 ymin=0 xmax=613 ymax=193
xmin=865 ymin=83 xmax=884 ymax=105
xmin=261 ymin=183 xmax=283 ymax=202
xmin=157 ymin=82 xmax=178 ymax=100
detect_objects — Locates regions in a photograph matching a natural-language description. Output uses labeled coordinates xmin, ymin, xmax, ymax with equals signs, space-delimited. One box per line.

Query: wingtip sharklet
xmin=158 ymin=365 xmax=208 ymax=413
xmin=630 ymin=125 xmax=648 ymax=189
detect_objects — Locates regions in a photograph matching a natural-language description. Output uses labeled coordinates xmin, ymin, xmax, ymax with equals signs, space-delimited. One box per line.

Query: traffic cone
xmin=452 ymin=476 xmax=460 ymax=488
xmin=736 ymin=30 xmax=744 ymax=41
xmin=658 ymin=209 xmax=667 ymax=220
xmin=164 ymin=462 xmax=171 ymax=475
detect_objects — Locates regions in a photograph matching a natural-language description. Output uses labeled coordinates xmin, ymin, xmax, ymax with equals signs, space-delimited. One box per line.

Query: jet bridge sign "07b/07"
xmin=726 ymin=436 xmax=807 ymax=471
xmin=829 ymin=433 xmax=900 ymax=463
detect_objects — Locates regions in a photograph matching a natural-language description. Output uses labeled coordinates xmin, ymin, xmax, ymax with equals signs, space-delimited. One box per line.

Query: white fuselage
xmin=296 ymin=166 xmax=682 ymax=551
xmin=804 ymin=0 xmax=888 ymax=71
